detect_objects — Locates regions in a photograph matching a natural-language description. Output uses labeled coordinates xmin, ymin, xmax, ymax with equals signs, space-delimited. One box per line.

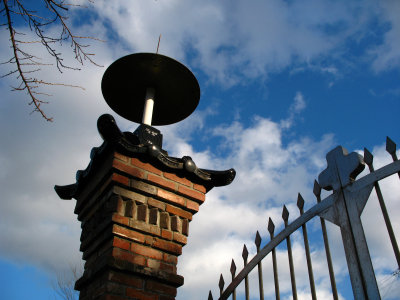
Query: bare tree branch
xmin=52 ymin=262 xmax=83 ymax=300
xmin=1 ymin=0 xmax=102 ymax=121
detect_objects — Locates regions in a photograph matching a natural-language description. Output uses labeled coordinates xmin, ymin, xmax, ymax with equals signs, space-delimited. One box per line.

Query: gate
xmin=208 ymin=137 xmax=400 ymax=300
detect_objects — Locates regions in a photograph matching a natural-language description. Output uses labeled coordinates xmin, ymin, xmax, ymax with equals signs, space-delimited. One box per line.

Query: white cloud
xmin=281 ymin=91 xmax=307 ymax=128
xmin=0 ymin=1 xmax=399 ymax=299
xmin=78 ymin=0 xmax=398 ymax=86
xmin=370 ymin=1 xmax=400 ymax=72
xmin=291 ymin=92 xmax=306 ymax=114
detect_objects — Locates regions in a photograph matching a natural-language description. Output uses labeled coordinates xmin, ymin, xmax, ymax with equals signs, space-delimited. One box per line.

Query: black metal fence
xmin=209 ymin=137 xmax=400 ymax=300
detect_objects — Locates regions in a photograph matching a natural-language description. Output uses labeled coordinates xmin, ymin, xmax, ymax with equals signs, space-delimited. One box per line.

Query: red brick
xmin=163 ymin=172 xmax=192 ymax=187
xmin=112 ymin=248 xmax=147 ymax=267
xmin=113 ymin=159 xmax=145 ymax=179
xmin=131 ymin=180 xmax=157 ymax=196
xmin=114 ymin=152 xmax=129 ymax=163
xmin=113 ymin=237 xmax=130 ymax=251
xmin=130 ymin=219 xmax=161 ymax=237
xmin=108 ymin=271 xmax=143 ymax=289
xmin=153 ymin=238 xmax=182 ymax=255
xmin=105 ymin=282 xmax=125 ymax=295
xmin=111 ymin=173 xmax=129 ymax=186
xmin=147 ymin=258 xmax=160 ymax=269
xmin=157 ymin=189 xmax=185 ymax=206
xmin=146 ymin=280 xmax=177 ymax=296
xmin=126 ymin=288 xmax=157 ymax=300
xmin=112 ymin=214 xmax=129 ymax=226
xmin=173 ymin=232 xmax=187 ymax=245
xmin=163 ymin=254 xmax=177 ymax=264
xmin=165 ymin=204 xmax=192 ymax=220
xmin=186 ymin=199 xmax=199 ymax=212
xmin=86 ymin=284 xmax=107 ymax=299
xmin=159 ymin=262 xmax=176 ymax=274
xmin=178 ymin=185 xmax=205 ymax=202
xmin=144 ymin=235 xmax=154 ymax=246
xmin=193 ymin=183 xmax=206 ymax=193
xmin=147 ymin=173 xmax=176 ymax=191
xmin=113 ymin=224 xmax=145 ymax=244
xmin=161 ymin=229 xmax=173 ymax=241
xmin=148 ymin=198 xmax=166 ymax=211
xmin=113 ymin=186 xmax=146 ymax=204
xmin=131 ymin=157 xmax=163 ymax=175
xmin=131 ymin=243 xmax=163 ymax=260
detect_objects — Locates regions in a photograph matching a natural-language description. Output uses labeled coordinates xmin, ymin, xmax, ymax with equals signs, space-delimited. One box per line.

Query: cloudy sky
xmin=1 ymin=0 xmax=400 ymax=299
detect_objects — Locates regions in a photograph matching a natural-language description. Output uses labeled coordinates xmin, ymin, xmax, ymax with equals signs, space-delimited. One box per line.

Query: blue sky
xmin=1 ymin=1 xmax=400 ymax=299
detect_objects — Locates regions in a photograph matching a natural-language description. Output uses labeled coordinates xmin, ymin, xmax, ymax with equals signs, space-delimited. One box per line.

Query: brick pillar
xmin=55 ymin=115 xmax=235 ymax=300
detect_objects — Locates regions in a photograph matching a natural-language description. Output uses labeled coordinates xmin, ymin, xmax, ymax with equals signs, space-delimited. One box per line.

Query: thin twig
xmin=1 ymin=0 xmax=102 ymax=121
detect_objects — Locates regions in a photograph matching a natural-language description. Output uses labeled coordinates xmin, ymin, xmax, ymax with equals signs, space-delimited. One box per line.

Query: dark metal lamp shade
xmin=101 ymin=53 xmax=200 ymax=126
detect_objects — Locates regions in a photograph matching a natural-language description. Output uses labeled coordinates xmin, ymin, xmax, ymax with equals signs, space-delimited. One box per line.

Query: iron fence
xmin=209 ymin=137 xmax=400 ymax=300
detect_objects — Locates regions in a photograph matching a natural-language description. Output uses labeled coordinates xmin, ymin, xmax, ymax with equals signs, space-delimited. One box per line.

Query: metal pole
xmin=142 ymin=87 xmax=155 ymax=125
xmin=314 ymin=180 xmax=339 ymax=300
xmin=282 ymin=206 xmax=297 ymax=300
xmin=297 ymin=194 xmax=317 ymax=300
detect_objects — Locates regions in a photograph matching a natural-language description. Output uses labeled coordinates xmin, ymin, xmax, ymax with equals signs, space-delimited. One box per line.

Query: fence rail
xmin=209 ymin=137 xmax=400 ymax=300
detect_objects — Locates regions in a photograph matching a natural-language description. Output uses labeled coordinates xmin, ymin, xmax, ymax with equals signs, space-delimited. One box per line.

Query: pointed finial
xmin=208 ymin=291 xmax=213 ymax=300
xmin=242 ymin=244 xmax=249 ymax=264
xmin=230 ymin=259 xmax=237 ymax=277
xmin=282 ymin=205 xmax=289 ymax=224
xmin=219 ymin=274 xmax=225 ymax=292
xmin=313 ymin=180 xmax=321 ymax=198
xmin=297 ymin=193 xmax=305 ymax=211
xmin=255 ymin=231 xmax=262 ymax=249
xmin=363 ymin=148 xmax=373 ymax=166
xmin=386 ymin=137 xmax=397 ymax=157
xmin=268 ymin=217 xmax=275 ymax=237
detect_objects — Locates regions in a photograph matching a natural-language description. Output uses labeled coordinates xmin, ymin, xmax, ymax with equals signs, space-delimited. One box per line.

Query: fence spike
xmin=386 ymin=136 xmax=397 ymax=156
xmin=242 ymin=244 xmax=250 ymax=300
xmin=255 ymin=231 xmax=262 ymax=249
xmin=282 ymin=205 xmax=289 ymax=223
xmin=219 ymin=274 xmax=225 ymax=294
xmin=313 ymin=180 xmax=321 ymax=198
xmin=363 ymin=148 xmax=373 ymax=166
xmin=208 ymin=290 xmax=213 ymax=300
xmin=231 ymin=259 xmax=237 ymax=277
xmin=297 ymin=193 xmax=305 ymax=211
xmin=268 ymin=217 xmax=275 ymax=237
xmin=242 ymin=244 xmax=249 ymax=264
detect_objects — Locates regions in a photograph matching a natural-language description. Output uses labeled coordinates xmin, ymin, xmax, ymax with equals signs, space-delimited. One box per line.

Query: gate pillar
xmin=55 ymin=114 xmax=235 ymax=300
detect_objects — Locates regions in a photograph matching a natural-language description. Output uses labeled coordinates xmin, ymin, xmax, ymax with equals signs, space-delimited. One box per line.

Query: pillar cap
xmin=55 ymin=114 xmax=235 ymax=200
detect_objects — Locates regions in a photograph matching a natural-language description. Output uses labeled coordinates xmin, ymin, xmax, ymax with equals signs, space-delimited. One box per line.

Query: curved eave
xmin=55 ymin=114 xmax=235 ymax=200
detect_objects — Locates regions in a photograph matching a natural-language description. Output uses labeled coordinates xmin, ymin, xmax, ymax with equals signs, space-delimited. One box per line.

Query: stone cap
xmin=55 ymin=114 xmax=235 ymax=200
